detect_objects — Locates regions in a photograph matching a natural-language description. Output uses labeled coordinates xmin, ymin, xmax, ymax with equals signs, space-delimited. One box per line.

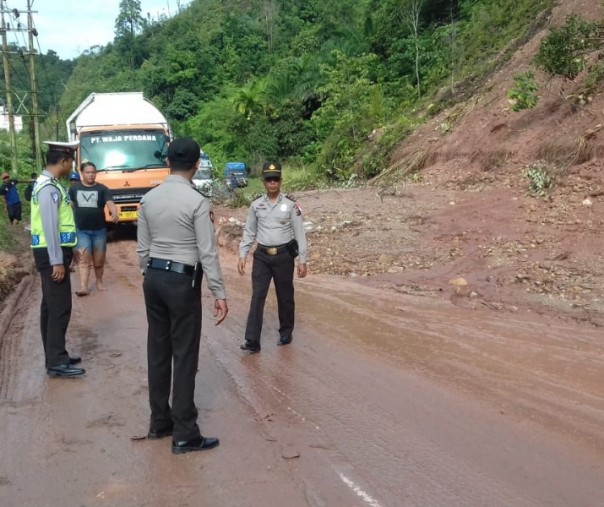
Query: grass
xmin=0 ymin=189 xmax=30 ymax=254
xmin=226 ymin=165 xmax=355 ymax=208
xmin=535 ymin=137 xmax=595 ymax=168
xmin=0 ymin=221 xmax=15 ymax=253
xmin=243 ymin=166 xmax=330 ymax=195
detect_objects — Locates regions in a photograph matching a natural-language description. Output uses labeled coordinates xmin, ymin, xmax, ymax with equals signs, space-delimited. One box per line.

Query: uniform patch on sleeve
xmin=51 ymin=191 xmax=60 ymax=203
xmin=294 ymin=202 xmax=302 ymax=216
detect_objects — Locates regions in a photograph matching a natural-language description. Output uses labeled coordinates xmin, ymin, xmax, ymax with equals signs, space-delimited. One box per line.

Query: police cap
xmin=168 ymin=137 xmax=200 ymax=166
xmin=262 ymin=162 xmax=282 ymax=180
xmin=43 ymin=140 xmax=79 ymax=156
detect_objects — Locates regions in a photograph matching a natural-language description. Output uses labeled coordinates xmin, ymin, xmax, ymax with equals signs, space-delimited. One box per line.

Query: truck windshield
xmin=194 ymin=169 xmax=212 ymax=180
xmin=79 ymin=129 xmax=168 ymax=171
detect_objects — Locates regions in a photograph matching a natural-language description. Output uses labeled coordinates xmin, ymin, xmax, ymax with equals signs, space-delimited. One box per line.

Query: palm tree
xmin=232 ymin=80 xmax=266 ymax=120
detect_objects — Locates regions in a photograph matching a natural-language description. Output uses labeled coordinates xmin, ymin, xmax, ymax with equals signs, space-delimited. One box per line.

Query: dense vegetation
xmin=50 ymin=0 xmax=556 ymax=181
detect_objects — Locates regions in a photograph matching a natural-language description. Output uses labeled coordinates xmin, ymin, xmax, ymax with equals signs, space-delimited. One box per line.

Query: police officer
xmin=137 ymin=137 xmax=228 ymax=455
xmin=31 ymin=141 xmax=85 ymax=378
xmin=238 ymin=162 xmax=307 ymax=353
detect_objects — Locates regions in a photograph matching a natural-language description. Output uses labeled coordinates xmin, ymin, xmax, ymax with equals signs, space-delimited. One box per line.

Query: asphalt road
xmin=0 ymin=239 xmax=602 ymax=506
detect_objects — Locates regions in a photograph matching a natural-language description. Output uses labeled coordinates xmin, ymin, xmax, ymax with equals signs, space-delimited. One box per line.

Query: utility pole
xmin=27 ymin=0 xmax=41 ymax=170
xmin=0 ymin=0 xmax=18 ymax=175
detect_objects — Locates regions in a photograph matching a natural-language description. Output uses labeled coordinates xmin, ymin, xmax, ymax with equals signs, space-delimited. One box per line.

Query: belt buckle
xmin=266 ymin=247 xmax=278 ymax=256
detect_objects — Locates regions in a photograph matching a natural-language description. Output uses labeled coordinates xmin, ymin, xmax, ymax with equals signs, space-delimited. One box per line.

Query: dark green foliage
xmin=535 ymin=15 xmax=600 ymax=79
xmin=46 ymin=0 xmax=558 ymax=182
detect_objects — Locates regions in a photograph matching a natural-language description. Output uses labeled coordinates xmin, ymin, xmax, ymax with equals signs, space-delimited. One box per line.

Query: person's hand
xmin=238 ymin=258 xmax=247 ymax=276
xmin=110 ymin=213 xmax=119 ymax=223
xmin=297 ymin=263 xmax=308 ymax=278
xmin=51 ymin=264 xmax=65 ymax=283
xmin=214 ymin=299 xmax=228 ymax=325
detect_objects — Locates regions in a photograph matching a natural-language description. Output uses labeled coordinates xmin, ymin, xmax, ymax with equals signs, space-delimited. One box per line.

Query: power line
xmin=32 ymin=17 xmax=61 ymax=140
xmin=0 ymin=0 xmax=43 ymax=168
xmin=0 ymin=0 xmax=19 ymax=173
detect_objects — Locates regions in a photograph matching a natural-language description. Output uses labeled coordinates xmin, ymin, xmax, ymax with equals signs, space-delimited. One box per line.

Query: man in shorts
xmin=69 ymin=161 xmax=118 ymax=296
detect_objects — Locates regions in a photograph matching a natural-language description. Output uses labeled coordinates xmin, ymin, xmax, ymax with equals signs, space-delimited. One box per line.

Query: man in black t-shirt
xmin=69 ymin=161 xmax=118 ymax=296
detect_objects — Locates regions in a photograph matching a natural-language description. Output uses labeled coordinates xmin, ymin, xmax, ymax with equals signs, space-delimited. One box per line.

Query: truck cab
xmin=192 ymin=152 xmax=214 ymax=196
xmin=224 ymin=161 xmax=249 ymax=188
xmin=66 ymin=92 xmax=171 ymax=224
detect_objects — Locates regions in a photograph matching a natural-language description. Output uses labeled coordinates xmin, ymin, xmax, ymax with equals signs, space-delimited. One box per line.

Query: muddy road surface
xmin=0 ymin=237 xmax=602 ymax=507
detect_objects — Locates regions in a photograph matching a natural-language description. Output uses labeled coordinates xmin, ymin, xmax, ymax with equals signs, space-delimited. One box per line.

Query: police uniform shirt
xmin=36 ymin=170 xmax=69 ymax=265
xmin=240 ymin=193 xmax=307 ymax=263
xmin=137 ymin=175 xmax=226 ymax=300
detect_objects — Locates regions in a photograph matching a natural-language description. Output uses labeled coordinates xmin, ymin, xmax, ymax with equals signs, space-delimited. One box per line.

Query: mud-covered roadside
xmin=0 ymin=228 xmax=33 ymax=311
xmin=216 ymin=176 xmax=604 ymax=328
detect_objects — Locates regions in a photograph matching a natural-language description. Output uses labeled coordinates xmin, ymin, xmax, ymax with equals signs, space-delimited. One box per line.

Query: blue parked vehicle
xmin=224 ymin=162 xmax=249 ymax=188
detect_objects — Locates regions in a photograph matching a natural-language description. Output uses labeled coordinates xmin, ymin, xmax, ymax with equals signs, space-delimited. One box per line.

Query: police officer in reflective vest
xmin=238 ymin=162 xmax=308 ymax=353
xmin=31 ymin=141 xmax=85 ymax=378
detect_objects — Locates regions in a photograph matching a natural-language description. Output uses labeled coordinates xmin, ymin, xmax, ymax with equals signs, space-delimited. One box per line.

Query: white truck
xmin=66 ymin=92 xmax=171 ymax=224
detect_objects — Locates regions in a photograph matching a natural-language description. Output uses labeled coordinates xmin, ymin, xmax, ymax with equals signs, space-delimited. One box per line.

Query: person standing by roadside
xmin=238 ymin=162 xmax=307 ymax=353
xmin=24 ymin=172 xmax=38 ymax=202
xmin=69 ymin=161 xmax=118 ymax=296
xmin=68 ymin=171 xmax=80 ymax=186
xmin=137 ymin=137 xmax=228 ymax=454
xmin=0 ymin=172 xmax=23 ymax=224
xmin=31 ymin=141 xmax=85 ymax=378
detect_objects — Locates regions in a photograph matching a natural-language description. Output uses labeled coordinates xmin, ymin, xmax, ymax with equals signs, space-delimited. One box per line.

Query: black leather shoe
xmin=240 ymin=342 xmax=260 ymax=353
xmin=148 ymin=427 xmax=173 ymax=440
xmin=172 ymin=436 xmax=220 ymax=454
xmin=47 ymin=364 xmax=86 ymax=378
xmin=69 ymin=355 xmax=82 ymax=365
xmin=277 ymin=336 xmax=292 ymax=346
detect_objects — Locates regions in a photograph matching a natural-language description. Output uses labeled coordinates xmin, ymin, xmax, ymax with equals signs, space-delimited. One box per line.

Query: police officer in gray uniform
xmin=238 ymin=162 xmax=307 ymax=353
xmin=137 ymin=137 xmax=228 ymax=454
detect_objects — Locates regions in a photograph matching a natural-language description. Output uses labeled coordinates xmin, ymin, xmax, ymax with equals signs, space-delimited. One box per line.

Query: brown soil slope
xmin=218 ymin=0 xmax=604 ymax=327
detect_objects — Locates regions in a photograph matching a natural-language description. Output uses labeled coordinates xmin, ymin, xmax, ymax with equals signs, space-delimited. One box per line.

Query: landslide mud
xmin=0 ymin=235 xmax=602 ymax=506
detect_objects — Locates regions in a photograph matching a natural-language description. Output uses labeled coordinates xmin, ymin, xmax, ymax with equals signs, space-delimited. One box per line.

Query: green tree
xmin=313 ymin=51 xmax=388 ymax=179
xmin=535 ymin=15 xmax=600 ymax=79
xmin=233 ymin=81 xmax=266 ymax=120
xmin=114 ymin=0 xmax=146 ymax=68
xmin=115 ymin=0 xmax=145 ymax=39
xmin=401 ymin=0 xmax=425 ymax=98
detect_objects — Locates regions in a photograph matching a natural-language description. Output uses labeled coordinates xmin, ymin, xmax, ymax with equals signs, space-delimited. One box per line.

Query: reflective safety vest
xmin=30 ymin=175 xmax=77 ymax=249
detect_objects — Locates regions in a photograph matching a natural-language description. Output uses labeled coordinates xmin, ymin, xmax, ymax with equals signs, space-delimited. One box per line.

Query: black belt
xmin=147 ymin=258 xmax=195 ymax=276
xmin=258 ymin=244 xmax=288 ymax=256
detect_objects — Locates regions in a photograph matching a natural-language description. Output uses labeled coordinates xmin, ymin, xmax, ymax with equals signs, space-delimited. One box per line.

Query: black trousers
xmin=143 ymin=269 xmax=202 ymax=442
xmin=7 ymin=202 xmax=22 ymax=222
xmin=33 ymin=248 xmax=73 ymax=368
xmin=244 ymin=249 xmax=295 ymax=346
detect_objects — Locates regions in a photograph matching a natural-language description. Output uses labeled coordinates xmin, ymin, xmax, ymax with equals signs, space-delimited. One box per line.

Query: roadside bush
xmin=508 ymin=72 xmax=539 ymax=111
xmin=524 ymin=163 xmax=555 ymax=196
xmin=577 ymin=62 xmax=604 ymax=103
xmin=229 ymin=191 xmax=260 ymax=209
xmin=535 ymin=15 xmax=600 ymax=79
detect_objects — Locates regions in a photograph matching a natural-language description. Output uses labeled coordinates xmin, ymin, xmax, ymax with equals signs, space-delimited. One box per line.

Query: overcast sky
xmin=18 ymin=0 xmax=189 ymax=59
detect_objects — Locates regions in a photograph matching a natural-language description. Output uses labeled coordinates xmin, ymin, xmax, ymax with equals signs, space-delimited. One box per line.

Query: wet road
xmin=0 ymin=239 xmax=602 ymax=506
